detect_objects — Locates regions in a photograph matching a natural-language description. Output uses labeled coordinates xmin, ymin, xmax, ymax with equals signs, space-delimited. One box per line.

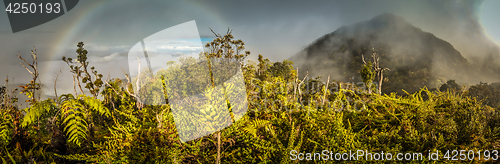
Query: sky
xmin=480 ymin=0 xmax=500 ymax=46
xmin=0 ymin=0 xmax=499 ymax=104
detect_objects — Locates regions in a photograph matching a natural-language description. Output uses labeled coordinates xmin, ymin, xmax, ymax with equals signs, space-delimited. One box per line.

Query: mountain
xmin=290 ymin=13 xmax=479 ymax=94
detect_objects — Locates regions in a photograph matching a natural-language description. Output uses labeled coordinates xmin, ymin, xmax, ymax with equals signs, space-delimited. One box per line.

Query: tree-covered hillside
xmin=290 ymin=13 xmax=499 ymax=95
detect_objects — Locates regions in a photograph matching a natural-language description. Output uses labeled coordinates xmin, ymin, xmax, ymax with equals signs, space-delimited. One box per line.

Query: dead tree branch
xmin=370 ymin=45 xmax=390 ymax=95
xmin=17 ymin=47 xmax=41 ymax=103
xmin=53 ymin=68 xmax=63 ymax=105
xmin=297 ymin=71 xmax=308 ymax=103
xmin=322 ymin=75 xmax=330 ymax=105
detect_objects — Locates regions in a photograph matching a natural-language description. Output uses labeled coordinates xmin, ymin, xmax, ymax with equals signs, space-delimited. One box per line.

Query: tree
xmin=204 ymin=28 xmax=250 ymax=164
xmin=257 ymin=54 xmax=271 ymax=80
xmin=361 ymin=45 xmax=390 ymax=94
xmin=360 ymin=61 xmax=375 ymax=94
xmin=59 ymin=42 xmax=108 ymax=148
xmin=62 ymin=42 xmax=104 ymax=98
xmin=439 ymin=79 xmax=461 ymax=92
xmin=205 ymin=28 xmax=250 ymax=63
xmin=17 ymin=47 xmax=41 ymax=104
xmin=268 ymin=60 xmax=294 ymax=80
xmin=466 ymin=82 xmax=500 ymax=109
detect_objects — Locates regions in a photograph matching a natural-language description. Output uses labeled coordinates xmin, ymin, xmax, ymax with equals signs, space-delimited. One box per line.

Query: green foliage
xmin=439 ymin=79 xmax=462 ymax=92
xmin=61 ymin=95 xmax=110 ymax=147
xmin=257 ymin=54 xmax=272 ymax=81
xmin=241 ymin=119 xmax=270 ymax=137
xmin=466 ymin=82 xmax=500 ymax=110
xmin=62 ymin=42 xmax=104 ymax=97
xmin=0 ymin=111 xmax=13 ymax=147
xmin=3 ymin=33 xmax=500 ymax=163
xmin=21 ymin=99 xmax=56 ymax=128
xmin=360 ymin=61 xmax=377 ymax=94
xmin=205 ymin=28 xmax=250 ymax=63
xmin=19 ymin=81 xmax=41 ymax=104
xmin=268 ymin=60 xmax=295 ymax=81
xmin=61 ymin=97 xmax=88 ymax=147
xmin=360 ymin=62 xmax=375 ymax=84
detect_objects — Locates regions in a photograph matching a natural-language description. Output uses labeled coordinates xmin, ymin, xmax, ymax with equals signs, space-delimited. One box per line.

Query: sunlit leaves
xmin=60 ymin=94 xmax=110 ymax=147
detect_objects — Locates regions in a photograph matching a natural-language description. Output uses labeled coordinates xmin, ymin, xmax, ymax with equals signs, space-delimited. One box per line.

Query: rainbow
xmin=479 ymin=0 xmax=500 ymax=46
xmin=43 ymin=0 xmax=228 ymax=78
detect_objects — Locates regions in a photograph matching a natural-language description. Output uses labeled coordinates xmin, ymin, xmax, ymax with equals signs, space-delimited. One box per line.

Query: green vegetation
xmin=1 ymin=31 xmax=500 ymax=163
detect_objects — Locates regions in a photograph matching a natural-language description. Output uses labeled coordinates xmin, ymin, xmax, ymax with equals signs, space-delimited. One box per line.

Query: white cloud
xmin=91 ymin=52 xmax=121 ymax=62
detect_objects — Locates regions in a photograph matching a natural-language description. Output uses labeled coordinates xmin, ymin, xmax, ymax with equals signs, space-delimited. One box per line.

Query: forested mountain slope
xmin=291 ymin=13 xmax=477 ymax=94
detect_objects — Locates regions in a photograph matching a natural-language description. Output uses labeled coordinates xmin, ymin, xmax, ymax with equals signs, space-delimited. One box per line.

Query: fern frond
xmin=21 ymin=99 xmax=56 ymax=128
xmin=58 ymin=94 xmax=111 ymax=147
xmin=61 ymin=99 xmax=88 ymax=147
xmin=3 ymin=147 xmax=16 ymax=164
xmin=57 ymin=94 xmax=74 ymax=105
xmin=113 ymin=108 xmax=139 ymax=123
xmin=0 ymin=113 xmax=14 ymax=147
xmin=242 ymin=119 xmax=270 ymax=137
xmin=54 ymin=153 xmax=100 ymax=163
xmin=80 ymin=95 xmax=110 ymax=117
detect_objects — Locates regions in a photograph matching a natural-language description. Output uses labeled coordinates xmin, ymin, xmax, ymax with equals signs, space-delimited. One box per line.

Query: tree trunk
xmin=378 ymin=72 xmax=383 ymax=95
xmin=217 ymin=131 xmax=221 ymax=164
xmin=367 ymin=82 xmax=372 ymax=94
xmin=322 ymin=75 xmax=330 ymax=105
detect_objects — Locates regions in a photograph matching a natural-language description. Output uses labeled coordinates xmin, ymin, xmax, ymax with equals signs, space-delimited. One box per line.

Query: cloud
xmin=156 ymin=45 xmax=202 ymax=51
xmin=102 ymin=52 xmax=120 ymax=62
xmin=2 ymin=0 xmax=500 ymax=101
xmin=88 ymin=52 xmax=121 ymax=63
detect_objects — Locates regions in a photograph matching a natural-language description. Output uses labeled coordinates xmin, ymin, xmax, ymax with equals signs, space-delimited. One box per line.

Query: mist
xmin=0 ymin=0 xmax=499 ymax=98
xmin=291 ymin=12 xmax=500 ymax=94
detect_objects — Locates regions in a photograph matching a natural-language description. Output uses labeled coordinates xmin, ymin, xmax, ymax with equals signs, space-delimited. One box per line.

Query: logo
xmin=4 ymin=0 xmax=79 ymax=33
xmin=127 ymin=21 xmax=248 ymax=142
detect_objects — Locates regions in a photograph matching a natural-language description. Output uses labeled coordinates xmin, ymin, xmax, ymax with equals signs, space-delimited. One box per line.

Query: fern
xmin=62 ymin=99 xmax=88 ymax=147
xmin=113 ymin=107 xmax=139 ymax=123
xmin=57 ymin=119 xmax=139 ymax=163
xmin=1 ymin=147 xmax=16 ymax=164
xmin=82 ymin=95 xmax=111 ymax=117
xmin=241 ymin=119 xmax=270 ymax=137
xmin=54 ymin=153 xmax=99 ymax=163
xmin=60 ymin=94 xmax=110 ymax=147
xmin=0 ymin=112 xmax=13 ymax=147
xmin=21 ymin=99 xmax=56 ymax=128
xmin=58 ymin=94 xmax=74 ymax=105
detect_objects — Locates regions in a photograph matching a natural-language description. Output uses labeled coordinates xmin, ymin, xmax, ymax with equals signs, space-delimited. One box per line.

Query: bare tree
xmin=53 ymin=68 xmax=63 ymax=105
xmin=362 ymin=45 xmax=390 ymax=95
xmin=17 ymin=47 xmax=41 ymax=104
xmin=297 ymin=71 xmax=308 ymax=103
